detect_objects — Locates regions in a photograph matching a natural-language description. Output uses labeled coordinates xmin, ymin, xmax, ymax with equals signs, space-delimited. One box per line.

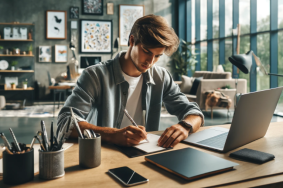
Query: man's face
xmin=129 ymin=37 xmax=165 ymax=73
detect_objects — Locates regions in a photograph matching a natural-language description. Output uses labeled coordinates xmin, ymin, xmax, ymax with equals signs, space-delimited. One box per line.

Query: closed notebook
xmin=145 ymin=147 xmax=238 ymax=181
xmin=229 ymin=148 xmax=275 ymax=164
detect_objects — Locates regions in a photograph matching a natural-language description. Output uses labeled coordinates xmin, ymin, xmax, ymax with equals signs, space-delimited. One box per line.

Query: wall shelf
xmin=0 ymin=39 xmax=33 ymax=41
xmin=0 ymin=54 xmax=34 ymax=57
xmin=0 ymin=23 xmax=34 ymax=25
xmin=0 ymin=70 xmax=34 ymax=73
xmin=1 ymin=87 xmax=34 ymax=91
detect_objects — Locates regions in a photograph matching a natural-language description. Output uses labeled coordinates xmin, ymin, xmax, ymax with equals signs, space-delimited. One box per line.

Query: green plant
xmin=11 ymin=61 xmax=18 ymax=66
xmin=22 ymin=79 xmax=28 ymax=84
xmin=28 ymin=44 xmax=33 ymax=51
xmin=10 ymin=82 xmax=15 ymax=85
xmin=0 ymin=46 xmax=3 ymax=50
xmin=221 ymin=85 xmax=231 ymax=89
xmin=169 ymin=39 xmax=198 ymax=77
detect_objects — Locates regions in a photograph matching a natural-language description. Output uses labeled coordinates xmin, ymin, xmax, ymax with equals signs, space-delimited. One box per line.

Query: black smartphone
xmin=108 ymin=166 xmax=148 ymax=186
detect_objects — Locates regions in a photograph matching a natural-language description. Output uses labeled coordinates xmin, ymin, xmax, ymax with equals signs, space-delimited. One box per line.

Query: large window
xmin=200 ymin=0 xmax=207 ymax=40
xmin=213 ymin=0 xmax=219 ymax=38
xmin=239 ymin=36 xmax=250 ymax=93
xmin=257 ymin=0 xmax=270 ymax=32
xmin=223 ymin=38 xmax=233 ymax=73
xmin=213 ymin=40 xmax=219 ymax=70
xmin=200 ymin=42 xmax=207 ymax=71
xmin=239 ymin=0 xmax=250 ymax=34
xmin=225 ymin=0 xmax=233 ymax=37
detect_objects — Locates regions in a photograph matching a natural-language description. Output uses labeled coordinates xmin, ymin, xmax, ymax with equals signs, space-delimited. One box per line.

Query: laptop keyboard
xmin=197 ymin=132 xmax=228 ymax=149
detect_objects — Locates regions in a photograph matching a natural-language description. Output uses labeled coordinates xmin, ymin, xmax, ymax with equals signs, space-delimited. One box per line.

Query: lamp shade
xmin=228 ymin=50 xmax=253 ymax=74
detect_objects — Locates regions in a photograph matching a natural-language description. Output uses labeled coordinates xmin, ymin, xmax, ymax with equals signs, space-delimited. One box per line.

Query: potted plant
xmin=10 ymin=82 xmax=16 ymax=89
xmin=0 ymin=46 xmax=3 ymax=54
xmin=12 ymin=47 xmax=20 ymax=55
xmin=22 ymin=79 xmax=28 ymax=89
xmin=28 ymin=44 xmax=33 ymax=55
xmin=169 ymin=39 xmax=198 ymax=79
xmin=11 ymin=61 xmax=18 ymax=70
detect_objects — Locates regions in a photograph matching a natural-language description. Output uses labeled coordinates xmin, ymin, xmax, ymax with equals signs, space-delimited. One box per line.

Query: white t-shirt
xmin=120 ymin=71 xmax=143 ymax=129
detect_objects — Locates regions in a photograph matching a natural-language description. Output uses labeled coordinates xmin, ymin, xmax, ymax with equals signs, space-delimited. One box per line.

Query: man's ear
xmin=128 ymin=35 xmax=134 ymax=47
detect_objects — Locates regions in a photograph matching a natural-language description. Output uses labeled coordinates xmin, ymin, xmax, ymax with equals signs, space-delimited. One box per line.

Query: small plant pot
xmin=23 ymin=84 xmax=27 ymax=89
xmin=13 ymin=48 xmax=20 ymax=55
xmin=28 ymin=51 xmax=32 ymax=55
xmin=11 ymin=66 xmax=15 ymax=71
xmin=11 ymin=84 xmax=16 ymax=89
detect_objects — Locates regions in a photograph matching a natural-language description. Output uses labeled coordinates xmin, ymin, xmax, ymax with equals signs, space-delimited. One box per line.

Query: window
xmin=238 ymin=36 xmax=250 ymax=93
xmin=200 ymin=0 xmax=207 ymax=40
xmin=225 ymin=0 xmax=233 ymax=37
xmin=223 ymin=38 xmax=233 ymax=73
xmin=200 ymin=42 xmax=207 ymax=71
xmin=239 ymin=0 xmax=250 ymax=34
xmin=213 ymin=0 xmax=219 ymax=38
xmin=213 ymin=40 xmax=219 ymax=70
xmin=257 ymin=0 xmax=270 ymax=32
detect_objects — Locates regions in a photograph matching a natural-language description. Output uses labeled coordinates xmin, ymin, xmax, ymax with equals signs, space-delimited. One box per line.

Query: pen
xmin=50 ymin=122 xmax=54 ymax=151
xmin=123 ymin=109 xmax=149 ymax=142
xmin=30 ymin=137 xmax=36 ymax=149
xmin=70 ymin=107 xmax=84 ymax=138
xmin=41 ymin=120 xmax=50 ymax=151
xmin=9 ymin=128 xmax=21 ymax=152
xmin=0 ymin=132 xmax=12 ymax=150
xmin=35 ymin=135 xmax=46 ymax=151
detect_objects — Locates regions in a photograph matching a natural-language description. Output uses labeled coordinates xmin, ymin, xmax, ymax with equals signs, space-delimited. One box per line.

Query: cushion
xmin=203 ymin=72 xmax=231 ymax=79
xmin=180 ymin=75 xmax=195 ymax=94
xmin=189 ymin=77 xmax=202 ymax=95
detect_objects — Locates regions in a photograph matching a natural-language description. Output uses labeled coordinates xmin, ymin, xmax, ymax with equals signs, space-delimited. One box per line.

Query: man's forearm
xmin=69 ymin=121 xmax=118 ymax=143
xmin=183 ymin=114 xmax=203 ymax=133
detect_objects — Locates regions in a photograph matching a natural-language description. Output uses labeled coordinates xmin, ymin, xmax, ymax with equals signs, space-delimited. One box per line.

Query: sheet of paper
xmin=134 ymin=133 xmax=166 ymax=153
xmin=0 ymin=143 xmax=73 ymax=175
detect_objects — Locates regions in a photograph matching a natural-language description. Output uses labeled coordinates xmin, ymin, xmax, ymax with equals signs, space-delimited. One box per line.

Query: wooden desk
xmin=1 ymin=122 xmax=283 ymax=187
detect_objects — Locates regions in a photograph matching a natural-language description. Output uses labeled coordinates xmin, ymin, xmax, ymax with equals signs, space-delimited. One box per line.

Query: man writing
xmin=57 ymin=14 xmax=204 ymax=148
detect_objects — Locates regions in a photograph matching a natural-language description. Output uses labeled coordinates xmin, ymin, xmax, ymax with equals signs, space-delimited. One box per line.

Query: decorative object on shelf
xmin=10 ymin=82 xmax=16 ymax=89
xmin=9 ymin=51 xmax=12 ymax=55
xmin=0 ymin=60 xmax=9 ymax=70
xmin=4 ymin=27 xmax=11 ymax=39
xmin=12 ymin=27 xmax=19 ymax=39
xmin=0 ymin=46 xmax=3 ymax=54
xmin=55 ymin=45 xmax=68 ymax=62
xmin=46 ymin=10 xmax=67 ymax=39
xmin=82 ymin=0 xmax=103 ymax=15
xmin=22 ymin=79 xmax=28 ymax=89
xmin=20 ymin=27 xmax=27 ymax=39
xmin=80 ymin=56 xmax=101 ymax=69
xmin=169 ymin=40 xmax=198 ymax=78
xmin=107 ymin=3 xmax=114 ymax=15
xmin=39 ymin=46 xmax=52 ymax=62
xmin=80 ymin=19 xmax=112 ymax=53
xmin=28 ymin=29 xmax=32 ymax=39
xmin=70 ymin=7 xmax=79 ymax=19
xmin=71 ymin=21 xmax=77 ymax=29
xmin=12 ymin=47 xmax=20 ymax=55
xmin=28 ymin=44 xmax=33 ymax=55
xmin=119 ymin=5 xmax=144 ymax=46
xmin=23 ymin=51 xmax=26 ymax=55
xmin=10 ymin=61 xmax=18 ymax=70
xmin=5 ymin=49 xmax=9 ymax=55
xmin=5 ymin=77 xmax=18 ymax=88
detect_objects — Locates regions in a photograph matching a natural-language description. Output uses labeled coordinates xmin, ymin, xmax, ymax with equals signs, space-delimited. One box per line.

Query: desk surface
xmin=1 ymin=122 xmax=283 ymax=187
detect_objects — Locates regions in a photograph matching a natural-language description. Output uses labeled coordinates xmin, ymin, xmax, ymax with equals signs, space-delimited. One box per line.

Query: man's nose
xmin=146 ymin=55 xmax=155 ymax=64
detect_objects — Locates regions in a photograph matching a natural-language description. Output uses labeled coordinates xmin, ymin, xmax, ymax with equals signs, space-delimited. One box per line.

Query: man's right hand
xmin=111 ymin=125 xmax=147 ymax=147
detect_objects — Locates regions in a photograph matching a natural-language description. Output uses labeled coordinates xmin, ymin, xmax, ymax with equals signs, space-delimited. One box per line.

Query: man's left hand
xmin=157 ymin=124 xmax=190 ymax=148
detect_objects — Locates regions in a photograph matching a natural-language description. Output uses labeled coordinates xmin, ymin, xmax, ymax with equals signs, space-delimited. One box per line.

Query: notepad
xmin=133 ymin=133 xmax=166 ymax=153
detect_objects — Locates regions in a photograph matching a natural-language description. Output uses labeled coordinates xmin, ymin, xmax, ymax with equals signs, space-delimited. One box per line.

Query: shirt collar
xmin=113 ymin=51 xmax=155 ymax=85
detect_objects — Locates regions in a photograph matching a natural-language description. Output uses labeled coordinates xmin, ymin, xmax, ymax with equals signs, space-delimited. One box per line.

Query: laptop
xmin=183 ymin=87 xmax=283 ymax=152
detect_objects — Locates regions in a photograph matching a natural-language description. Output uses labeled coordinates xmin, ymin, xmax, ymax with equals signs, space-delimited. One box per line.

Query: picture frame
xmin=38 ymin=46 xmax=52 ymax=62
xmin=55 ymin=45 xmax=68 ymax=62
xmin=80 ymin=19 xmax=112 ymax=53
xmin=107 ymin=3 xmax=114 ymax=15
xmin=46 ymin=10 xmax=67 ymax=39
xmin=70 ymin=6 xmax=79 ymax=19
xmin=82 ymin=0 xmax=103 ymax=15
xmin=80 ymin=56 xmax=101 ymax=69
xmin=119 ymin=5 xmax=144 ymax=46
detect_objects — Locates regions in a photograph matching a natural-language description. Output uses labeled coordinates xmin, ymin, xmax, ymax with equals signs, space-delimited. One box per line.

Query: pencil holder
xmin=39 ymin=148 xmax=65 ymax=180
xmin=3 ymin=148 xmax=34 ymax=185
xmin=79 ymin=133 xmax=101 ymax=168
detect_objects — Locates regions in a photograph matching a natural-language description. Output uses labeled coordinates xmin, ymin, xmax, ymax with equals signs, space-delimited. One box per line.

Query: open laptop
xmin=183 ymin=87 xmax=283 ymax=152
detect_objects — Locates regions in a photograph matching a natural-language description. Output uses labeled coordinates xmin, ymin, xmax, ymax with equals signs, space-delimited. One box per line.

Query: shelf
xmin=0 ymin=54 xmax=34 ymax=57
xmin=1 ymin=87 xmax=34 ymax=91
xmin=0 ymin=39 xmax=33 ymax=41
xmin=0 ymin=23 xmax=34 ymax=25
xmin=0 ymin=70 xmax=34 ymax=73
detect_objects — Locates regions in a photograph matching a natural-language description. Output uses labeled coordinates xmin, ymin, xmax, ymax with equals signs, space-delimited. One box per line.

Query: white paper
xmin=134 ymin=133 xmax=166 ymax=153
xmin=0 ymin=143 xmax=73 ymax=174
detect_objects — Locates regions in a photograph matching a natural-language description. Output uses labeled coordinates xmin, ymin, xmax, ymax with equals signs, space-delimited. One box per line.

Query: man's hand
xmin=158 ymin=124 xmax=190 ymax=148
xmin=111 ymin=125 xmax=147 ymax=147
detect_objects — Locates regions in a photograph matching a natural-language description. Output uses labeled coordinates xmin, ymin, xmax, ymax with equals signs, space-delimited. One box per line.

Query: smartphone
xmin=108 ymin=166 xmax=148 ymax=186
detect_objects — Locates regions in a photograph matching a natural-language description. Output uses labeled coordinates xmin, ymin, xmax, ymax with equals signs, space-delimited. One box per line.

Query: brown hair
xmin=128 ymin=14 xmax=179 ymax=56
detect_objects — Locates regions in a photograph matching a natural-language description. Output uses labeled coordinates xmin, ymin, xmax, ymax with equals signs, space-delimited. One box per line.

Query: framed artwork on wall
xmin=80 ymin=56 xmax=101 ymax=69
xmin=107 ymin=3 xmax=114 ymax=15
xmin=46 ymin=10 xmax=67 ymax=39
xmin=80 ymin=19 xmax=112 ymax=53
xmin=70 ymin=6 xmax=79 ymax=19
xmin=82 ymin=0 xmax=103 ymax=15
xmin=119 ymin=5 xmax=144 ymax=46
xmin=55 ymin=45 xmax=68 ymax=62
xmin=39 ymin=46 xmax=52 ymax=62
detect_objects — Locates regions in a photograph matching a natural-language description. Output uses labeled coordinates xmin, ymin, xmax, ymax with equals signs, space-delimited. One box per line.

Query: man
xmin=57 ymin=14 xmax=204 ymax=148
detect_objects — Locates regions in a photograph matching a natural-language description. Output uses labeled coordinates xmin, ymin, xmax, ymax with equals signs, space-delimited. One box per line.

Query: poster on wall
xmin=70 ymin=7 xmax=79 ymax=19
xmin=39 ymin=46 xmax=52 ymax=62
xmin=82 ymin=0 xmax=103 ymax=15
xmin=46 ymin=10 xmax=67 ymax=39
xmin=80 ymin=19 xmax=112 ymax=53
xmin=119 ymin=5 xmax=144 ymax=46
xmin=55 ymin=45 xmax=68 ymax=62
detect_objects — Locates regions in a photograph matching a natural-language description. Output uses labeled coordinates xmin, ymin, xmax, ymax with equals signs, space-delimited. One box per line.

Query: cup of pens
xmin=1 ymin=130 xmax=34 ymax=185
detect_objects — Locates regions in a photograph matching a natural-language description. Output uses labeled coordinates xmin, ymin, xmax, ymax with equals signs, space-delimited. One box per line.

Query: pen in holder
xmin=3 ymin=148 xmax=34 ymax=185
xmin=79 ymin=133 xmax=101 ymax=168
xmin=39 ymin=148 xmax=65 ymax=179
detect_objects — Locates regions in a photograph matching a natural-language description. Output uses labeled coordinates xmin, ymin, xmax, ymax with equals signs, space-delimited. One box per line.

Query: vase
xmin=11 ymin=66 xmax=15 ymax=70
xmin=23 ymin=84 xmax=27 ymax=89
xmin=11 ymin=84 xmax=16 ymax=89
